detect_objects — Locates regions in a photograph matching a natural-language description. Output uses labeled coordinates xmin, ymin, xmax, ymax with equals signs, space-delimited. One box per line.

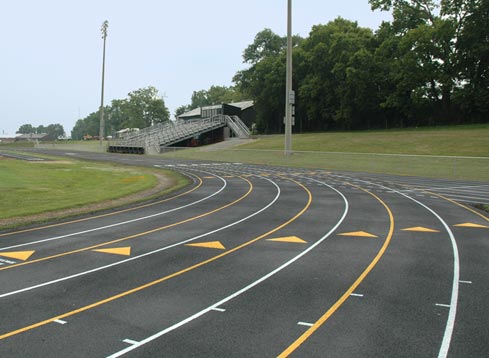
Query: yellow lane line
xmin=424 ymin=191 xmax=489 ymax=222
xmin=396 ymin=182 xmax=488 ymax=222
xmin=0 ymin=173 xmax=203 ymax=238
xmin=277 ymin=184 xmax=395 ymax=358
xmin=0 ymin=176 xmax=252 ymax=272
xmin=0 ymin=177 xmax=312 ymax=340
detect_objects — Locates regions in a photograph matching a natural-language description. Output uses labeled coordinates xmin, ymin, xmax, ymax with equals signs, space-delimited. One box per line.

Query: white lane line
xmin=459 ymin=280 xmax=472 ymax=284
xmin=297 ymin=322 xmax=314 ymax=327
xmin=105 ymin=177 xmax=349 ymax=358
xmin=211 ymin=307 xmax=226 ymax=312
xmin=54 ymin=319 xmax=67 ymax=325
xmin=0 ymin=258 xmax=16 ymax=265
xmin=0 ymin=172 xmax=228 ymax=251
xmin=436 ymin=304 xmax=451 ymax=308
xmin=0 ymin=177 xmax=281 ymax=299
xmin=350 ymin=293 xmax=364 ymax=297
xmin=122 ymin=339 xmax=139 ymax=345
xmin=336 ymin=175 xmax=460 ymax=358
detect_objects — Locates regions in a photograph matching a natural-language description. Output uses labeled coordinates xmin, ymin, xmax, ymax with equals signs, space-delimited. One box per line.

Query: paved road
xmin=0 ymin=150 xmax=488 ymax=357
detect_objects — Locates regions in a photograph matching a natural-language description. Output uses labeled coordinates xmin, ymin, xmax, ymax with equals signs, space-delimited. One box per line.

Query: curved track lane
xmin=0 ymin=150 xmax=487 ymax=358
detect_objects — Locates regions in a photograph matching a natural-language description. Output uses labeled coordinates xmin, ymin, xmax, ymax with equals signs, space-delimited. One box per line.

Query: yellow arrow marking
xmin=454 ymin=223 xmax=489 ymax=229
xmin=338 ymin=231 xmax=378 ymax=238
xmin=267 ymin=236 xmax=307 ymax=244
xmin=186 ymin=241 xmax=226 ymax=250
xmin=402 ymin=227 xmax=440 ymax=233
xmin=92 ymin=247 xmax=131 ymax=256
xmin=0 ymin=251 xmax=35 ymax=261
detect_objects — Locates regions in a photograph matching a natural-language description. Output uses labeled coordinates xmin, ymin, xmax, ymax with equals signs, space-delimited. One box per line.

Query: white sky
xmin=0 ymin=0 xmax=390 ymax=136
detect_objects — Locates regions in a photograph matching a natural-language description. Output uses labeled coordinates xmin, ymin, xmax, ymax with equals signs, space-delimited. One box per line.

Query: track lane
xmin=105 ymin=175 xmax=349 ymax=357
xmin=0 ymin=175 xmax=307 ymax=344
xmin=1 ymin=151 xmax=487 ymax=357
xmin=0 ymin=174 xmax=280 ymax=298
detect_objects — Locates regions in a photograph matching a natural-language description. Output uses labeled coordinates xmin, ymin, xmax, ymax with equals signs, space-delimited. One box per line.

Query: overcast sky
xmin=0 ymin=0 xmax=391 ymax=137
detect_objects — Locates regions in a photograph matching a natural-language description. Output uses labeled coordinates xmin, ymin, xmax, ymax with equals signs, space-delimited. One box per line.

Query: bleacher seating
xmin=108 ymin=115 xmax=250 ymax=154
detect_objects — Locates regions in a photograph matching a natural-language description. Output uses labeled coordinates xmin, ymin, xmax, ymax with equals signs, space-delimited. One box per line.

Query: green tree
xmin=242 ymin=55 xmax=286 ymax=133
xmin=36 ymin=125 xmax=47 ymax=134
xmin=297 ymin=18 xmax=378 ymax=130
xmin=242 ymin=28 xmax=287 ymax=65
xmin=71 ymin=111 xmax=102 ymax=140
xmin=453 ymin=0 xmax=489 ymax=119
xmin=17 ymin=124 xmax=36 ymax=134
xmin=234 ymin=28 xmax=302 ymax=133
xmin=107 ymin=99 xmax=130 ymax=133
xmin=46 ymin=124 xmax=65 ymax=138
xmin=189 ymin=85 xmax=244 ymax=108
xmin=125 ymin=86 xmax=170 ymax=128
xmin=71 ymin=86 xmax=169 ymax=139
xmin=370 ymin=0 xmax=489 ymax=123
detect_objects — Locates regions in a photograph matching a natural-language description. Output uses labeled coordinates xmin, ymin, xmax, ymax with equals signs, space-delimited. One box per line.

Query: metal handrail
xmin=108 ymin=114 xmax=249 ymax=152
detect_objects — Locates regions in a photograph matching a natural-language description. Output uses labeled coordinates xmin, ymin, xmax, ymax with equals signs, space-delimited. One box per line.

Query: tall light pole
xmin=284 ymin=0 xmax=293 ymax=156
xmin=99 ymin=20 xmax=109 ymax=149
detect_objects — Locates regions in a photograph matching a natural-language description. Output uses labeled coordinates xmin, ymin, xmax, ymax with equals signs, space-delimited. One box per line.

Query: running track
xmin=0 ymin=150 xmax=488 ymax=357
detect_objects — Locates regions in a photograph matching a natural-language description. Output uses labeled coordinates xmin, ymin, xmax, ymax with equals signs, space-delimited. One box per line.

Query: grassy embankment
xmin=164 ymin=124 xmax=489 ymax=181
xmin=0 ymin=157 xmax=188 ymax=225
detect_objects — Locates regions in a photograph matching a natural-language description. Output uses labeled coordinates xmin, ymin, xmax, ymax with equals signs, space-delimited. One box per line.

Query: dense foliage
xmin=233 ymin=0 xmax=488 ymax=133
xmin=71 ymin=86 xmax=169 ymax=140
xmin=17 ymin=123 xmax=65 ymax=138
xmin=72 ymin=0 xmax=487 ymax=137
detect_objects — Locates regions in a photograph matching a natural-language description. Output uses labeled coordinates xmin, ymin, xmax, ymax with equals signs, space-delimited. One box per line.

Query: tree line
xmin=71 ymin=86 xmax=169 ymax=140
xmin=232 ymin=0 xmax=488 ymax=133
xmin=17 ymin=123 xmax=66 ymax=138
xmin=72 ymin=0 xmax=487 ymax=137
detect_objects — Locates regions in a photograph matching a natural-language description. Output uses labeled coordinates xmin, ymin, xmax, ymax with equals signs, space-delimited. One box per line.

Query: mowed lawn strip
xmin=239 ymin=124 xmax=489 ymax=157
xmin=0 ymin=158 xmax=163 ymax=220
xmin=164 ymin=124 xmax=489 ymax=181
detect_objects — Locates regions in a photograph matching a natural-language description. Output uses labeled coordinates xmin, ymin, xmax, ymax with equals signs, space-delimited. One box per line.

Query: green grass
xmin=240 ymin=124 xmax=489 ymax=157
xmin=164 ymin=124 xmax=489 ymax=181
xmin=475 ymin=204 xmax=489 ymax=213
xmin=0 ymin=158 xmax=185 ymax=220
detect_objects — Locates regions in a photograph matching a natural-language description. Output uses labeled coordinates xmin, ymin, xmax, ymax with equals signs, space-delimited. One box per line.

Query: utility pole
xmin=99 ymin=20 xmax=109 ymax=149
xmin=284 ymin=0 xmax=293 ymax=156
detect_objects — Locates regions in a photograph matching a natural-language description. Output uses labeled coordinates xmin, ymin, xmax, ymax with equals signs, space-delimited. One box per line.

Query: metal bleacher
xmin=108 ymin=114 xmax=250 ymax=154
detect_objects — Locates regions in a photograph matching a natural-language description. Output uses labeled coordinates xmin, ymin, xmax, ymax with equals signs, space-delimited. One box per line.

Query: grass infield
xmin=0 ymin=157 xmax=186 ymax=222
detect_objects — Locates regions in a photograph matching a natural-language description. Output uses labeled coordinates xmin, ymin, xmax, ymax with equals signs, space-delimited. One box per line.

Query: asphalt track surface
xmin=0 ymin=150 xmax=488 ymax=358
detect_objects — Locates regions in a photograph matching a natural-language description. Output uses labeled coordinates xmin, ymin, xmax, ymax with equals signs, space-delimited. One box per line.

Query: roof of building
xmin=178 ymin=107 xmax=202 ymax=119
xmin=16 ymin=133 xmax=49 ymax=139
xmin=178 ymin=101 xmax=254 ymax=119
xmin=228 ymin=101 xmax=254 ymax=110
